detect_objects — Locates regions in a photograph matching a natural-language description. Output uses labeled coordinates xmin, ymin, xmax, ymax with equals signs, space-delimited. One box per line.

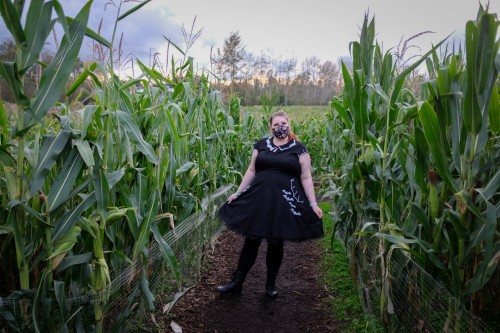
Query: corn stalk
xmin=330 ymin=5 xmax=499 ymax=332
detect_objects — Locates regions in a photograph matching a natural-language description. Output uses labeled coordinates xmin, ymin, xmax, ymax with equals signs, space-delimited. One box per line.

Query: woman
xmin=217 ymin=110 xmax=324 ymax=298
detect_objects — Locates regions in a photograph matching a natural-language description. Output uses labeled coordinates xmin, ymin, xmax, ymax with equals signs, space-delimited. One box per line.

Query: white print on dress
xmin=281 ymin=179 xmax=304 ymax=216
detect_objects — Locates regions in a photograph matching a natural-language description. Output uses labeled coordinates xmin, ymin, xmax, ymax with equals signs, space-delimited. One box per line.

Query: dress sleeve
xmin=253 ymin=138 xmax=265 ymax=150
xmin=296 ymin=141 xmax=309 ymax=156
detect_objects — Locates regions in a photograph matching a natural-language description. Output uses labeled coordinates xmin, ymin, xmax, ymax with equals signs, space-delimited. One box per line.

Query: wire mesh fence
xmin=2 ymin=186 xmax=494 ymax=333
xmin=344 ymin=229 xmax=494 ymax=333
xmin=0 ymin=185 xmax=233 ymax=333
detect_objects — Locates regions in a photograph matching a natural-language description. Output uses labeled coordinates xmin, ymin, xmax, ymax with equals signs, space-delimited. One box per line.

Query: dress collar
xmin=266 ymin=137 xmax=296 ymax=151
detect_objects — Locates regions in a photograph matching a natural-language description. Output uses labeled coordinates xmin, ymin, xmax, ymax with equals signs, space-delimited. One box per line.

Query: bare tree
xmin=221 ymin=31 xmax=246 ymax=83
xmin=276 ymin=57 xmax=296 ymax=104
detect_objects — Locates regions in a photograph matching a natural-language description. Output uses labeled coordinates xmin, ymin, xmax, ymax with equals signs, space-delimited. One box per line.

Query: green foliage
xmin=0 ymin=1 xmax=259 ymax=331
xmin=327 ymin=4 xmax=499 ymax=332
xmin=319 ymin=202 xmax=383 ymax=333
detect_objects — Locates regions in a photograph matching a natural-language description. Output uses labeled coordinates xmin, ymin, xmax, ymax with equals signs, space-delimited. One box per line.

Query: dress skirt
xmin=219 ymin=168 xmax=324 ymax=241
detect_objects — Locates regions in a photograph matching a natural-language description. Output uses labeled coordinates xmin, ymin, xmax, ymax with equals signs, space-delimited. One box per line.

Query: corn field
xmin=0 ymin=1 xmax=262 ymax=331
xmin=327 ymin=4 xmax=500 ymax=332
xmin=0 ymin=1 xmax=498 ymax=332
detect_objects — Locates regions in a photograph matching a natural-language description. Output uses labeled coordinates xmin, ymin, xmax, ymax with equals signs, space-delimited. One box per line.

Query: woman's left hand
xmin=312 ymin=205 xmax=323 ymax=219
xmin=227 ymin=192 xmax=239 ymax=203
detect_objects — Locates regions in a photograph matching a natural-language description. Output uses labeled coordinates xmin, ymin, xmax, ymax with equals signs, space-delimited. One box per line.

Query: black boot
xmin=265 ymin=282 xmax=278 ymax=298
xmin=216 ymin=271 xmax=246 ymax=295
xmin=265 ymin=270 xmax=278 ymax=298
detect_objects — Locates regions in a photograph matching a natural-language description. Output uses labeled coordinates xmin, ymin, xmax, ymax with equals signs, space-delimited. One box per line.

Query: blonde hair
xmin=269 ymin=110 xmax=298 ymax=141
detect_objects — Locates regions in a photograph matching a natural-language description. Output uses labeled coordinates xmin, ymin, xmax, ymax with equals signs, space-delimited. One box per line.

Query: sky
xmin=1 ymin=0 xmax=499 ymax=76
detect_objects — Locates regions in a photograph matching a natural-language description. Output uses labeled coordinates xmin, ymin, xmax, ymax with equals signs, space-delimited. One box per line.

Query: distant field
xmin=241 ymin=105 xmax=331 ymax=122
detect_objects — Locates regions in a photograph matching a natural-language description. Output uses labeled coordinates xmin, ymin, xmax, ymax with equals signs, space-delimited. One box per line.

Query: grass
xmin=318 ymin=201 xmax=383 ymax=332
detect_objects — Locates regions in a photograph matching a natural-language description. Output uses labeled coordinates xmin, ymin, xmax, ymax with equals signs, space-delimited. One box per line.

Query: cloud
xmin=1 ymin=0 xmax=499 ymax=76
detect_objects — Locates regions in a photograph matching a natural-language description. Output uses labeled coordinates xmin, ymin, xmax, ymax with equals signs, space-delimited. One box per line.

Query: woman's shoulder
xmin=253 ymin=137 xmax=272 ymax=149
xmin=292 ymin=140 xmax=309 ymax=155
xmin=293 ymin=139 xmax=305 ymax=147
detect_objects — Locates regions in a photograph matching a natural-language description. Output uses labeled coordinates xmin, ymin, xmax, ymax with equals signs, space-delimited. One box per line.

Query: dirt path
xmin=168 ymin=230 xmax=342 ymax=333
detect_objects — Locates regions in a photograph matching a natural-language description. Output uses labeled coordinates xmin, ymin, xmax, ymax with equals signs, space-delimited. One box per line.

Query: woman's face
xmin=271 ymin=116 xmax=290 ymax=139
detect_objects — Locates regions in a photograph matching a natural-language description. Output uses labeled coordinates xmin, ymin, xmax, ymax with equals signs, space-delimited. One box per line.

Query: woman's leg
xmin=265 ymin=240 xmax=284 ymax=298
xmin=236 ymin=237 xmax=262 ymax=274
xmin=216 ymin=237 xmax=262 ymax=294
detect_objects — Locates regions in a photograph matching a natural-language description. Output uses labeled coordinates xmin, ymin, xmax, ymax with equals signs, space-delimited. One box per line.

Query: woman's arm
xmin=299 ymin=153 xmax=323 ymax=218
xmin=227 ymin=149 xmax=258 ymax=203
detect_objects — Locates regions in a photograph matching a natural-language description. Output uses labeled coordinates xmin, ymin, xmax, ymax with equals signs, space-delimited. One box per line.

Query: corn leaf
xmin=151 ymin=223 xmax=181 ymax=290
xmin=474 ymin=169 xmax=500 ymax=202
xmin=117 ymin=0 xmax=151 ymax=21
xmin=134 ymin=171 xmax=147 ymax=220
xmin=76 ymin=105 xmax=99 ymax=141
xmin=141 ymin=268 xmax=155 ymax=310
xmin=373 ymin=232 xmax=418 ymax=244
xmin=53 ymin=0 xmax=70 ymax=44
xmin=21 ymin=0 xmax=54 ymax=73
xmin=353 ymin=70 xmax=370 ymax=143
xmin=67 ymin=62 xmax=98 ymax=97
xmin=47 ymin=147 xmax=84 ymax=212
xmin=163 ymin=35 xmax=185 ymax=56
xmin=132 ymin=191 xmax=159 ymax=259
xmin=0 ymin=0 xmax=27 ymax=48
xmin=74 ymin=140 xmax=94 ymax=167
xmin=32 ymin=269 xmax=49 ymax=333
xmin=136 ymin=58 xmax=163 ymax=88
xmin=466 ymin=202 xmax=497 ymax=294
xmin=418 ymin=101 xmax=456 ymax=192
xmin=0 ymin=146 xmax=16 ymax=168
xmin=8 ymin=199 xmax=47 ymax=226
xmin=341 ymin=62 xmax=353 ymax=106
xmin=464 ymin=21 xmax=482 ymax=135
xmin=117 ymin=110 xmax=158 ymax=164
xmin=6 ymin=210 xmax=26 ymax=273
xmin=489 ymin=83 xmax=499 ymax=132
xmin=0 ymin=62 xmax=29 ymax=106
xmin=92 ymin=160 xmax=109 ymax=219
xmin=54 ymin=280 xmax=68 ymax=331
xmin=120 ymin=78 xmax=144 ymax=91
xmin=49 ymin=225 xmax=82 ymax=269
xmin=106 ymin=169 xmax=125 ymax=189
xmin=52 ymin=193 xmax=96 ymax=243
xmin=21 ymin=0 xmax=91 ymax=134
xmin=449 ymin=78 xmax=463 ymax=174
xmin=118 ymin=182 xmax=140 ymax=239
xmin=0 ymin=298 xmax=18 ymax=332
xmin=176 ymin=161 xmax=194 ymax=174
xmin=66 ymin=17 xmax=111 ymax=49
xmin=475 ymin=13 xmax=498 ymax=107
xmin=56 ymin=252 xmax=93 ymax=272
xmin=30 ymin=130 xmax=71 ymax=196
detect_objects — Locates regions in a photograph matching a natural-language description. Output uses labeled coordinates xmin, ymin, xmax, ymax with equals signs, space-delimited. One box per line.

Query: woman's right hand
xmin=227 ymin=192 xmax=240 ymax=203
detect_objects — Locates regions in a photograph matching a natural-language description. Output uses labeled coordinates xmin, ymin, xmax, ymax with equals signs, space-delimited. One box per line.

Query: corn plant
xmin=407 ymin=6 xmax=499 ymax=328
xmin=329 ymin=5 xmax=499 ymax=332
xmin=0 ymin=0 xmax=189 ymax=331
xmin=0 ymin=1 xmax=104 ymax=331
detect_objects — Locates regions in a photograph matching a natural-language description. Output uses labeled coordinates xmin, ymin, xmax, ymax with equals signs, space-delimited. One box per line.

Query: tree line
xmin=210 ymin=31 xmax=346 ymax=106
xmin=0 ymin=30 xmax=424 ymax=108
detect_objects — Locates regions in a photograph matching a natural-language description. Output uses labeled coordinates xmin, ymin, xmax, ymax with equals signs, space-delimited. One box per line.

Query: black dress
xmin=218 ymin=137 xmax=324 ymax=241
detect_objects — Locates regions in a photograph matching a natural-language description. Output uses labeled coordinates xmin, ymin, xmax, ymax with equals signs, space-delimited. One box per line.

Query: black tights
xmin=236 ymin=237 xmax=284 ymax=283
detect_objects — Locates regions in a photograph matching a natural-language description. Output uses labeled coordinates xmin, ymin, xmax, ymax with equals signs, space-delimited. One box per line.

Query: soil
xmin=167 ymin=230 xmax=343 ymax=333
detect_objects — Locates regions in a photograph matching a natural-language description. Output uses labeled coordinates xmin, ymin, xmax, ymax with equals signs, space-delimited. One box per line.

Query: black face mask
xmin=272 ymin=125 xmax=290 ymax=139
